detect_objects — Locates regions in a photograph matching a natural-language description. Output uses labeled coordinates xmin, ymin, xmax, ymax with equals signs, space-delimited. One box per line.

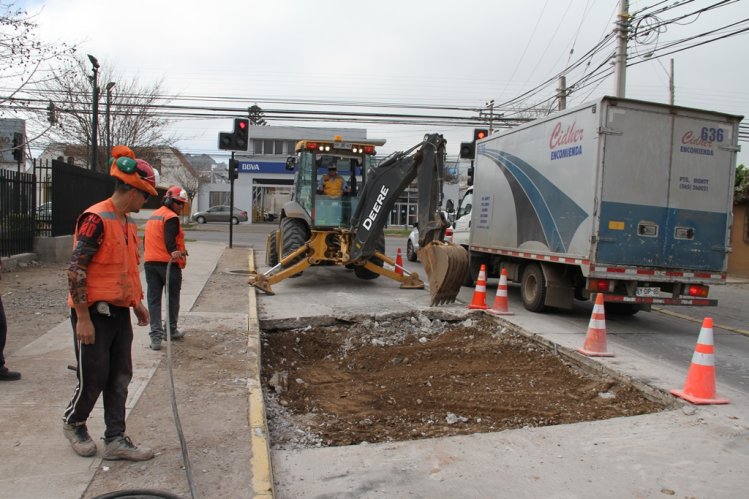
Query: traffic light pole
xmin=229 ymin=151 xmax=235 ymax=249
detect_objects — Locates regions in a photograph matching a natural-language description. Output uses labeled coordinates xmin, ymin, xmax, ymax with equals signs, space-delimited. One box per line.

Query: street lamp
xmin=88 ymin=54 xmax=100 ymax=171
xmin=105 ymin=81 xmax=115 ymax=167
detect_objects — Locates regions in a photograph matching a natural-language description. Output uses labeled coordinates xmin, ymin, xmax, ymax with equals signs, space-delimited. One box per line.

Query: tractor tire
xmin=521 ymin=263 xmax=547 ymax=312
xmin=354 ymin=233 xmax=385 ymax=280
xmin=266 ymin=230 xmax=279 ymax=267
xmin=281 ymin=217 xmax=309 ymax=277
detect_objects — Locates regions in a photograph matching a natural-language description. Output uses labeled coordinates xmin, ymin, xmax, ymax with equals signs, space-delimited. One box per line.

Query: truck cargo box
xmin=461 ymin=97 xmax=742 ymax=310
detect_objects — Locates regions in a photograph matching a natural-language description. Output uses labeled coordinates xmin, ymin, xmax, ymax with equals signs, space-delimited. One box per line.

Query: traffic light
xmin=229 ymin=158 xmax=239 ymax=181
xmin=12 ymin=132 xmax=24 ymax=163
xmin=47 ymin=101 xmax=57 ymax=125
xmin=233 ymin=118 xmax=249 ymax=150
xmin=473 ymin=128 xmax=489 ymax=141
xmin=459 ymin=141 xmax=475 ymax=160
xmin=218 ymin=118 xmax=250 ymax=151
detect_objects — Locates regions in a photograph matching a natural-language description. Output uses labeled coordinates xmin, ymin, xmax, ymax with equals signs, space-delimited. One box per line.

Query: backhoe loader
xmin=249 ymin=134 xmax=468 ymax=305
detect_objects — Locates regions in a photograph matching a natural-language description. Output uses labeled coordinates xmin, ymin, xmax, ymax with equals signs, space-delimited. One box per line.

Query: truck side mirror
xmin=445 ymin=199 xmax=455 ymax=213
xmin=285 ymin=157 xmax=297 ymax=170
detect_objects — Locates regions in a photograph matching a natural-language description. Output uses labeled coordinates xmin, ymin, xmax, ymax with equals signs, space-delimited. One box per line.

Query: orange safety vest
xmin=67 ymin=198 xmax=143 ymax=308
xmin=144 ymin=206 xmax=186 ymax=268
xmin=321 ymin=174 xmax=344 ymax=196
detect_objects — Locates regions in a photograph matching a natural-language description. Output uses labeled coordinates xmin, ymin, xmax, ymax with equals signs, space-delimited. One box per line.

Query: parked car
xmin=36 ymin=202 xmax=52 ymax=218
xmin=192 ymin=205 xmax=248 ymax=224
xmin=406 ymin=221 xmax=453 ymax=262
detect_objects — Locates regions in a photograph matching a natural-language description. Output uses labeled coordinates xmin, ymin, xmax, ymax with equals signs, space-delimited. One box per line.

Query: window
xmin=252 ymin=139 xmax=263 ymax=154
xmin=457 ymin=191 xmax=473 ymax=218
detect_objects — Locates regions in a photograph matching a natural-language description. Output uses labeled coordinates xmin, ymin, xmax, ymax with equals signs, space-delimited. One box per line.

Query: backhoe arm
xmin=350 ymin=134 xmax=446 ymax=262
xmin=350 ymin=134 xmax=468 ymax=305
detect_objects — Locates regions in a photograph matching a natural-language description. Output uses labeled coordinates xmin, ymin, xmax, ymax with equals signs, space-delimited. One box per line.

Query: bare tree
xmin=32 ymin=56 xmax=178 ymax=171
xmin=0 ymin=3 xmax=76 ymax=119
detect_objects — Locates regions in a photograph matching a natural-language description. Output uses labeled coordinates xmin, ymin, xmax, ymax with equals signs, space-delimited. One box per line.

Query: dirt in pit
xmin=262 ymin=314 xmax=666 ymax=448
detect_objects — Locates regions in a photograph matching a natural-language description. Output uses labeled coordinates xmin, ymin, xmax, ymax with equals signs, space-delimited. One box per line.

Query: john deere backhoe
xmin=249 ymin=133 xmax=468 ymax=305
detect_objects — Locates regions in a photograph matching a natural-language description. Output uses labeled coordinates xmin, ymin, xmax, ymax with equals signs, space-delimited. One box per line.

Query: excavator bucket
xmin=419 ymin=241 xmax=469 ymax=306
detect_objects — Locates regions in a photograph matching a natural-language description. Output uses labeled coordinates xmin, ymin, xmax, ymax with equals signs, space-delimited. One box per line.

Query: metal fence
xmin=0 ymin=160 xmax=117 ymax=258
xmin=0 ymin=169 xmax=36 ymax=257
xmin=48 ymin=159 xmax=114 ymax=237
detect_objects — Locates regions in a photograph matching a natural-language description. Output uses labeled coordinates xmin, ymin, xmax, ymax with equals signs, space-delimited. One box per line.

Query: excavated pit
xmin=260 ymin=312 xmax=670 ymax=449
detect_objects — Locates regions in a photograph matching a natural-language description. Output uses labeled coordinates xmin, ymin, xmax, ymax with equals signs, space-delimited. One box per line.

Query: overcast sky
xmin=23 ymin=0 xmax=749 ymax=166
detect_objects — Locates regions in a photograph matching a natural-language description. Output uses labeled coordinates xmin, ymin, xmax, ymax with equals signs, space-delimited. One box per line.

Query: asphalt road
xmin=188 ymin=221 xmax=749 ymax=396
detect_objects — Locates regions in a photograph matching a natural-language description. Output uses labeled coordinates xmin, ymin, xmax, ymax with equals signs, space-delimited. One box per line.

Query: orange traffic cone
xmin=486 ymin=268 xmax=513 ymax=316
xmin=576 ymin=293 xmax=613 ymax=357
xmin=395 ymin=247 xmax=404 ymax=276
xmin=670 ymin=318 xmax=729 ymax=405
xmin=467 ymin=264 xmax=488 ymax=310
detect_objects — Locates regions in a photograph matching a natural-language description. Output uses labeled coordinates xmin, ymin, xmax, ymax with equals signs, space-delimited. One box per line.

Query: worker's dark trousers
xmin=0 ymin=296 xmax=7 ymax=369
xmin=145 ymin=262 xmax=182 ymax=341
xmin=63 ymin=305 xmax=133 ymax=439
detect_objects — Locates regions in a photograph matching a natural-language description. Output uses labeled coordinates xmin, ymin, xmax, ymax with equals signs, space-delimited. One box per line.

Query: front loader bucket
xmin=420 ymin=241 xmax=469 ymax=306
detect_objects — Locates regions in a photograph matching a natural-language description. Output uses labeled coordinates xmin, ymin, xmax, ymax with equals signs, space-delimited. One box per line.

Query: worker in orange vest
xmin=63 ymin=145 xmax=156 ymax=461
xmin=144 ymin=185 xmax=188 ymax=351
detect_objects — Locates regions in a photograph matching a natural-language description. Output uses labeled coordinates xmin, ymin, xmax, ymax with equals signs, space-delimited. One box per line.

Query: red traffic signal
xmin=473 ymin=128 xmax=489 ymax=141
xmin=218 ymin=119 xmax=250 ymax=151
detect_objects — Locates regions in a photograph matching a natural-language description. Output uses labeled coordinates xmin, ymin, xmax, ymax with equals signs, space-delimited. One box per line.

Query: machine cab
xmin=289 ymin=138 xmax=379 ymax=229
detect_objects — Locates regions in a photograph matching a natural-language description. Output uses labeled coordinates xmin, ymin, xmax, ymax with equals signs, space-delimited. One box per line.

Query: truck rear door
xmin=597 ymin=101 xmax=734 ymax=271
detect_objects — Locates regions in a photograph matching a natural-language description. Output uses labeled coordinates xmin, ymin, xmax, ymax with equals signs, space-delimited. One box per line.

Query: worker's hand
xmin=170 ymin=250 xmax=183 ymax=261
xmin=133 ymin=301 xmax=149 ymax=327
xmin=76 ymin=316 xmax=95 ymax=345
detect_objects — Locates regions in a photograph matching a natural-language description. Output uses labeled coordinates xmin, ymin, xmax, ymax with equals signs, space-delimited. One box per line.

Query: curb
xmin=247 ymin=249 xmax=275 ymax=498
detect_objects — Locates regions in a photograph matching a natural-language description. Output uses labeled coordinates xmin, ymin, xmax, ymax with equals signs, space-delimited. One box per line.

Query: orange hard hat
xmin=165 ymin=185 xmax=188 ymax=203
xmin=109 ymin=145 xmax=158 ymax=196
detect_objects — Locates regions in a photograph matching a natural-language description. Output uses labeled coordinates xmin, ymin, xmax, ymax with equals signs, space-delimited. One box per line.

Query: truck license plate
xmin=636 ymin=287 xmax=661 ymax=297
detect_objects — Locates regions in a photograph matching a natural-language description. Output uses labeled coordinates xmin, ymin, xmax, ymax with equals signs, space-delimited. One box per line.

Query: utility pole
xmin=557 ymin=76 xmax=567 ymax=111
xmin=669 ymin=58 xmax=675 ymax=106
xmin=614 ymin=0 xmax=629 ymax=98
xmin=88 ymin=54 xmax=100 ymax=171
xmin=486 ymin=99 xmax=495 ymax=133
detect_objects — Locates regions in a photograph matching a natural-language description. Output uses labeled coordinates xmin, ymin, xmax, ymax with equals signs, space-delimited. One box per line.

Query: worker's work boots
xmin=103 ymin=435 xmax=154 ymax=461
xmin=62 ymin=422 xmax=97 ymax=457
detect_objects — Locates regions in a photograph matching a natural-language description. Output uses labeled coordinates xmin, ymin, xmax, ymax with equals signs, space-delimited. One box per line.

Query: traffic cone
xmin=670 ymin=318 xmax=729 ymax=405
xmin=486 ymin=268 xmax=513 ymax=316
xmin=576 ymin=293 xmax=613 ymax=357
xmin=467 ymin=264 xmax=488 ymax=310
xmin=395 ymin=247 xmax=404 ymax=276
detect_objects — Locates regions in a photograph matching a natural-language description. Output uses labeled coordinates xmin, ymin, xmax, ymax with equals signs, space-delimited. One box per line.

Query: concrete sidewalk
xmin=0 ymin=241 xmax=225 ymax=499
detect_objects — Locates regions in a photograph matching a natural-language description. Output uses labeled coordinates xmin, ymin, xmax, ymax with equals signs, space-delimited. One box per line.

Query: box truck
xmin=452 ymin=97 xmax=742 ymax=314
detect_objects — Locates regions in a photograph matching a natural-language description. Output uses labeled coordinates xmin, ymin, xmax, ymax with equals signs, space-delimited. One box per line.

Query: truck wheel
xmin=462 ymin=250 xmax=483 ymax=287
xmin=281 ymin=217 xmax=309 ymax=277
xmin=266 ymin=230 xmax=279 ymax=267
xmin=521 ymin=263 xmax=547 ymax=312
xmin=406 ymin=240 xmax=418 ymax=262
xmin=354 ymin=233 xmax=385 ymax=280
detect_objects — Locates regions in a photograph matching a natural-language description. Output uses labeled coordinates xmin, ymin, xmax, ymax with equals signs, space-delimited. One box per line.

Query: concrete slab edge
xmin=247 ymin=249 xmax=275 ymax=498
